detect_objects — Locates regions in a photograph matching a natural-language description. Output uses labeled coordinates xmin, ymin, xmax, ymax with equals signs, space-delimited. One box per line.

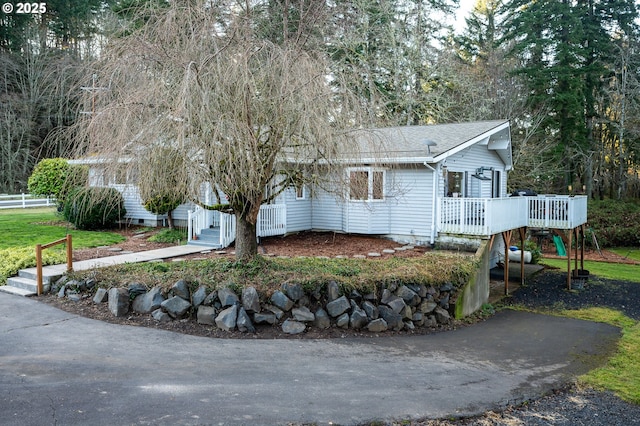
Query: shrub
xmin=63 ymin=187 xmax=126 ymax=230
xmin=588 ymin=199 xmax=640 ymax=247
xmin=148 ymin=228 xmax=187 ymax=243
xmin=27 ymin=158 xmax=69 ymax=198
xmin=0 ymin=247 xmax=66 ymax=283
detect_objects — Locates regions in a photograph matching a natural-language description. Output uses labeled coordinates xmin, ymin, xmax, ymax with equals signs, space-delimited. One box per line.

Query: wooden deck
xmin=438 ymin=195 xmax=588 ymax=237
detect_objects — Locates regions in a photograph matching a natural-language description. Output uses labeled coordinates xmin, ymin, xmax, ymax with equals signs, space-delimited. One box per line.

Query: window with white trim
xmin=349 ymin=168 xmax=385 ymax=201
xmin=295 ymin=184 xmax=306 ymax=200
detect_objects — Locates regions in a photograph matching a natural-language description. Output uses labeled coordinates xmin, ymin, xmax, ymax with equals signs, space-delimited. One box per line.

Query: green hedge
xmin=588 ymin=199 xmax=640 ymax=247
xmin=63 ymin=187 xmax=126 ymax=230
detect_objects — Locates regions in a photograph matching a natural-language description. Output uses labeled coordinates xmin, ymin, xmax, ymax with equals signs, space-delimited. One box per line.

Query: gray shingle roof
xmin=348 ymin=120 xmax=509 ymax=161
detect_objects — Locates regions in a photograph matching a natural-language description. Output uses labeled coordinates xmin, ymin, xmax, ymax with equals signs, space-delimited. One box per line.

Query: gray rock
xmin=171 ymin=279 xmax=190 ymax=300
xmin=282 ymin=319 xmax=306 ymax=334
xmin=132 ymin=287 xmax=165 ymax=313
xmin=270 ymin=291 xmax=294 ymax=311
xmin=401 ymin=305 xmax=413 ymax=320
xmin=67 ymin=292 xmax=81 ymax=302
xmin=363 ymin=301 xmax=378 ymax=320
xmin=203 ymin=290 xmax=218 ymax=306
xmin=326 ymin=295 xmax=350 ymax=317
xmin=108 ymin=288 xmax=129 ymax=317
xmin=439 ymin=293 xmax=450 ymax=309
xmin=197 ymin=305 xmax=217 ymax=325
xmin=283 ymin=283 xmax=304 ymax=301
xmin=404 ymin=320 xmax=415 ymax=331
xmin=266 ymin=305 xmax=285 ymax=320
xmin=192 ymin=286 xmax=208 ymax=308
xmin=434 ymin=306 xmax=451 ymax=324
xmin=425 ymin=315 xmax=438 ymax=328
xmin=381 ymin=288 xmax=394 ymax=304
xmin=440 ymin=282 xmax=454 ymax=292
xmin=419 ymin=300 xmax=438 ymax=314
xmin=161 ymin=296 xmax=192 ymax=319
xmin=314 ymin=308 xmax=331 ymax=329
xmin=242 ymin=286 xmax=261 ymax=313
xmin=349 ymin=289 xmax=363 ymax=304
xmin=350 ymin=306 xmax=369 ymax=329
xmin=253 ymin=312 xmax=277 ymax=325
xmin=385 ymin=296 xmax=407 ymax=315
xmin=236 ymin=307 xmax=255 ymax=333
xmin=218 ymin=287 xmax=239 ymax=307
xmin=336 ymin=313 xmax=349 ymax=329
xmin=367 ymin=318 xmax=388 ymax=332
xmin=378 ymin=305 xmax=403 ymax=330
xmin=127 ymin=282 xmax=147 ymax=298
xmin=93 ymin=288 xmax=108 ymax=304
xmin=327 ymin=280 xmax=340 ymax=302
xmin=152 ymin=309 xmax=171 ymax=323
xmin=53 ymin=276 xmax=68 ymax=293
xmin=292 ymin=306 xmax=315 ymax=322
xmin=215 ymin=305 xmax=238 ymax=331
xmin=57 ymin=284 xmax=66 ymax=298
xmin=412 ymin=312 xmax=425 ymax=326
xmin=397 ymin=285 xmax=421 ymax=306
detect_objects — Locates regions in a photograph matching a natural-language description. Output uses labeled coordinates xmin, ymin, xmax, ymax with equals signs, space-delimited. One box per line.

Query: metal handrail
xmin=36 ymin=235 xmax=73 ymax=296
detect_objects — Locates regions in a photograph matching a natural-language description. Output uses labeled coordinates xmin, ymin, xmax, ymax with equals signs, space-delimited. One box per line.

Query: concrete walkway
xmin=28 ymin=245 xmax=210 ymax=277
xmin=0 ymin=291 xmax=620 ymax=426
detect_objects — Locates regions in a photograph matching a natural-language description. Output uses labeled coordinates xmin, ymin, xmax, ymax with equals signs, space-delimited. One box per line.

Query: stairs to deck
xmin=188 ymin=227 xmax=224 ymax=248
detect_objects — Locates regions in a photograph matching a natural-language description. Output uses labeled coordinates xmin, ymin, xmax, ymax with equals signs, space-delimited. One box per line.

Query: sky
xmin=455 ymin=0 xmax=477 ymax=34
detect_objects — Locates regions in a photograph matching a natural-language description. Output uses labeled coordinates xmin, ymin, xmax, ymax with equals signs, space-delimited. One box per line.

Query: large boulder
xmin=236 ymin=307 xmax=255 ymax=333
xmin=108 ymin=288 xmax=129 ymax=317
xmin=191 ymin=286 xmax=208 ymax=308
xmin=242 ymin=287 xmax=261 ymax=313
xmin=132 ymin=287 xmax=165 ymax=314
xmin=292 ymin=307 xmax=315 ymax=322
xmin=171 ymin=279 xmax=190 ymax=300
xmin=197 ymin=305 xmax=217 ymax=325
xmin=326 ymin=295 xmax=350 ymax=318
xmin=161 ymin=296 xmax=192 ymax=319
xmin=282 ymin=319 xmax=306 ymax=335
xmin=217 ymin=287 xmax=239 ymax=307
xmin=282 ymin=283 xmax=304 ymax=302
xmin=270 ymin=291 xmax=294 ymax=312
xmin=215 ymin=305 xmax=238 ymax=331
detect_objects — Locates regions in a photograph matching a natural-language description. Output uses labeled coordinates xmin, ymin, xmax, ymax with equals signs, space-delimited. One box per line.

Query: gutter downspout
xmin=423 ymin=162 xmax=439 ymax=245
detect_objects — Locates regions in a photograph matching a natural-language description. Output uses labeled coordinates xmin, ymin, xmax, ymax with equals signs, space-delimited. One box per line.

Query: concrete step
xmin=188 ymin=239 xmax=223 ymax=248
xmin=18 ymin=268 xmax=61 ymax=284
xmin=0 ymin=285 xmax=36 ymax=297
xmin=6 ymin=276 xmax=51 ymax=293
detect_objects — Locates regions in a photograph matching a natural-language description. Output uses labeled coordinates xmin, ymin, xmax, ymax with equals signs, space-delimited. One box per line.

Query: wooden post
xmin=66 ymin=234 xmax=73 ymax=272
xmin=519 ymin=227 xmax=527 ymax=286
xmin=502 ymin=230 xmax=512 ymax=295
xmin=567 ymin=230 xmax=573 ymax=290
xmin=36 ymin=244 xmax=43 ymax=296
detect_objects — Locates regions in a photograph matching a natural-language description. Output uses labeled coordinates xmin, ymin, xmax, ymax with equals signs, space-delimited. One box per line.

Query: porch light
xmin=472 ymin=166 xmax=493 ymax=181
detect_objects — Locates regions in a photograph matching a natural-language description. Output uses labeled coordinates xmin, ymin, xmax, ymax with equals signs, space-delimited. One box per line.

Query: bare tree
xmin=70 ymin=0 xmax=363 ymax=260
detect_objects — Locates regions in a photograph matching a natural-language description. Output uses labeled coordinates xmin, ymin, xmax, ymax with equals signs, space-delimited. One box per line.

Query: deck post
xmin=519 ymin=227 xmax=527 ymax=285
xmin=502 ymin=230 xmax=512 ymax=295
xmin=567 ymin=230 xmax=573 ymax=290
xmin=36 ymin=244 xmax=43 ymax=296
xmin=66 ymin=234 xmax=73 ymax=273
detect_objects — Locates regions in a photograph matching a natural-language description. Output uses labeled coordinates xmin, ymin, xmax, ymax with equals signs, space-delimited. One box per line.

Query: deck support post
xmin=501 ymin=230 xmax=513 ymax=295
xmin=567 ymin=230 xmax=573 ymax=290
xmin=519 ymin=227 xmax=527 ymax=286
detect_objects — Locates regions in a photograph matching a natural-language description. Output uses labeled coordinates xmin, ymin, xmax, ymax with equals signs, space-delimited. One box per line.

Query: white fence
xmin=0 ymin=193 xmax=56 ymax=209
xmin=438 ymin=195 xmax=588 ymax=236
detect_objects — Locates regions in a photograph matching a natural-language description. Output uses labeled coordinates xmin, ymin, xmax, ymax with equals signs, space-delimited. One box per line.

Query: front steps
xmin=188 ymin=227 xmax=225 ymax=248
xmin=1 ymin=269 xmax=61 ymax=297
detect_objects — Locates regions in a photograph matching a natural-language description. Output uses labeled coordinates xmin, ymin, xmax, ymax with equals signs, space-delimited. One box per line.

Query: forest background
xmin=1 ymin=0 xmax=639 ymax=200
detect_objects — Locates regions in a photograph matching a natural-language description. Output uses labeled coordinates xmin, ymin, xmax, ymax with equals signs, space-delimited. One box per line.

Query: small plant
xmin=0 ymin=247 xmax=65 ymax=282
xmin=148 ymin=228 xmax=187 ymax=244
xmin=523 ymin=240 xmax=542 ymax=264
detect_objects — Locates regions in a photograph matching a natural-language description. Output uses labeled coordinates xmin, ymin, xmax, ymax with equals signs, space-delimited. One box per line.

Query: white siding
xmin=111 ymin=185 xmax=160 ymax=223
xmin=442 ymin=144 xmax=507 ymax=197
xmin=280 ymin=187 xmax=312 ymax=232
xmin=311 ymin=184 xmax=344 ymax=231
xmin=387 ymin=167 xmax=433 ymax=241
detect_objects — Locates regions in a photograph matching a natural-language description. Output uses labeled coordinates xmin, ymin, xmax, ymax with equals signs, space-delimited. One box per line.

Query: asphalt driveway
xmin=0 ymin=292 xmax=620 ymax=425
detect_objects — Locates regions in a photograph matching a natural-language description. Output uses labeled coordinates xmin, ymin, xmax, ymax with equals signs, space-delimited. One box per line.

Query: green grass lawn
xmin=541 ymin=257 xmax=640 ymax=283
xmin=609 ymin=247 xmax=640 ymax=262
xmin=0 ymin=207 xmax=125 ymax=282
xmin=0 ymin=207 xmax=124 ymax=250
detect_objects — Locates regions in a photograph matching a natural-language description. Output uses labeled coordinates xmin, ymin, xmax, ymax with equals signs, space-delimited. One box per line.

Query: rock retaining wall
xmin=54 ymin=277 xmax=463 ymax=334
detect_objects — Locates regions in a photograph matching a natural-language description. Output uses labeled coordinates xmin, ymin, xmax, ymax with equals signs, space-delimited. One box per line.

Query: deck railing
xmin=257 ymin=204 xmax=287 ymax=237
xmin=438 ymin=195 xmax=588 ymax=236
xmin=189 ymin=204 xmax=286 ymax=246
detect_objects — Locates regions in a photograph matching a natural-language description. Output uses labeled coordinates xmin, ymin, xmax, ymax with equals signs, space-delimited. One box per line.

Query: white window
xmin=348 ymin=168 xmax=385 ymax=201
xmin=295 ymin=184 xmax=306 ymax=200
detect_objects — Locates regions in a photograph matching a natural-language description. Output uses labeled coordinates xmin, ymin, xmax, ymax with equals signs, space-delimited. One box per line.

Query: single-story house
xmin=73 ymin=119 xmax=588 ymax=313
